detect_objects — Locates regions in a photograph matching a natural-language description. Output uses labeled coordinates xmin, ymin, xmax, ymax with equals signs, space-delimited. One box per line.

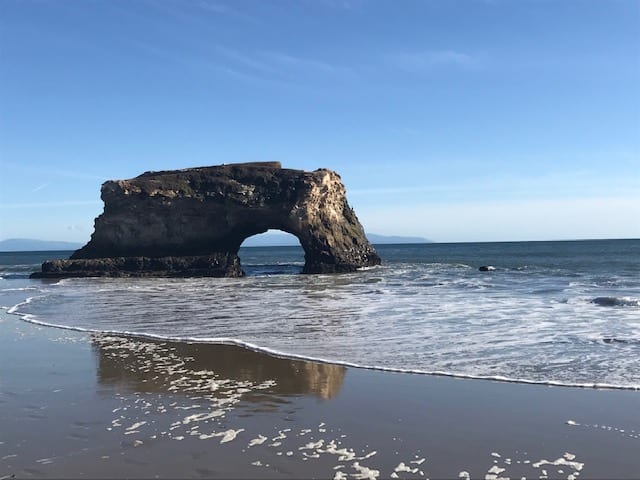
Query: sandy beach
xmin=1 ymin=306 xmax=639 ymax=480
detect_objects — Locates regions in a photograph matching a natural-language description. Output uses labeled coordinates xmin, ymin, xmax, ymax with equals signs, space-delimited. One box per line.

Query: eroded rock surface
xmin=32 ymin=162 xmax=380 ymax=278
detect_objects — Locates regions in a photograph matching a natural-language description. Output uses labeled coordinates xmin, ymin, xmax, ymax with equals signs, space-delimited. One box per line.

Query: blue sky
xmin=1 ymin=0 xmax=638 ymax=243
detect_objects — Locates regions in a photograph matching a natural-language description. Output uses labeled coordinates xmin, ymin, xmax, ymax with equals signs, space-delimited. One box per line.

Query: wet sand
xmin=1 ymin=309 xmax=639 ymax=479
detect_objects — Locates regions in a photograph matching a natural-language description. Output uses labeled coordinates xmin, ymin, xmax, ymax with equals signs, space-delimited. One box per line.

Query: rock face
xmin=32 ymin=162 xmax=380 ymax=278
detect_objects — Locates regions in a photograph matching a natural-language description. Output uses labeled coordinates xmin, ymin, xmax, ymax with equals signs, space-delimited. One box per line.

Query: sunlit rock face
xmin=32 ymin=162 xmax=380 ymax=278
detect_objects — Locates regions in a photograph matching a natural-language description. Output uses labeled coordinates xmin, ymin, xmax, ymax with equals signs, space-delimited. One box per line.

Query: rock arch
xmin=33 ymin=162 xmax=381 ymax=278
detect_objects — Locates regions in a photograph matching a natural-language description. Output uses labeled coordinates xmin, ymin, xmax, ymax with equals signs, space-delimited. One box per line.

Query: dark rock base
xmin=30 ymin=254 xmax=243 ymax=279
xmin=303 ymin=250 xmax=381 ymax=274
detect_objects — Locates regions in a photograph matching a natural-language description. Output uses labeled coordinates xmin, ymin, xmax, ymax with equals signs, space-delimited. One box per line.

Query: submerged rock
xmin=592 ymin=296 xmax=640 ymax=307
xmin=32 ymin=162 xmax=380 ymax=278
xmin=479 ymin=265 xmax=496 ymax=272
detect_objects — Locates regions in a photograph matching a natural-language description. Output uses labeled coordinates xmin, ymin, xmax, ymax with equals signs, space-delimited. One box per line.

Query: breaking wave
xmin=7 ymin=297 xmax=639 ymax=391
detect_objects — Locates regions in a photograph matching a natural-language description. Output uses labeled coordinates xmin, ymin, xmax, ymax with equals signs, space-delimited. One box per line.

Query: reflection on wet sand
xmin=93 ymin=334 xmax=345 ymax=400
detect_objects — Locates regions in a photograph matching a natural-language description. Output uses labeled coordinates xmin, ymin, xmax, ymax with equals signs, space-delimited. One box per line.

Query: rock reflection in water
xmin=93 ymin=334 xmax=345 ymax=400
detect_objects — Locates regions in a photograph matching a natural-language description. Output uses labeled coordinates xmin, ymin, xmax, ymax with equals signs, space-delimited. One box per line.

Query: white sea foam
xmin=8 ymin=306 xmax=640 ymax=390
xmin=0 ymin=286 xmax=38 ymax=292
xmin=6 ymin=242 xmax=640 ymax=390
xmin=248 ymin=435 xmax=268 ymax=447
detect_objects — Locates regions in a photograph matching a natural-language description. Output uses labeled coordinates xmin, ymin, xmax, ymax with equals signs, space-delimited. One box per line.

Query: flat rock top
xmin=109 ymin=162 xmax=331 ymax=198
xmin=136 ymin=161 xmax=284 ymax=179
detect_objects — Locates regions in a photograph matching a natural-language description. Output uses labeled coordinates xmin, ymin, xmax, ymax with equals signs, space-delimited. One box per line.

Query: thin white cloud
xmin=215 ymin=46 xmax=278 ymax=75
xmin=263 ymin=51 xmax=349 ymax=76
xmin=348 ymin=169 xmax=640 ymax=200
xmin=389 ymin=50 xmax=480 ymax=72
xmin=196 ymin=1 xmax=233 ymax=15
xmin=0 ymin=201 xmax=102 ymax=209
xmin=130 ymin=41 xmax=290 ymax=88
xmin=0 ymin=161 xmax=108 ymax=181
xmin=142 ymin=0 xmax=258 ymax=25
xmin=133 ymin=39 xmax=353 ymax=88
xmin=194 ymin=0 xmax=261 ymax=23
xmin=211 ymin=64 xmax=270 ymax=84
xmin=217 ymin=47 xmax=355 ymax=79
xmin=300 ymin=0 xmax=362 ymax=10
xmin=357 ymin=196 xmax=640 ymax=242
xmin=31 ymin=182 xmax=50 ymax=193
xmin=209 ymin=46 xmax=357 ymax=85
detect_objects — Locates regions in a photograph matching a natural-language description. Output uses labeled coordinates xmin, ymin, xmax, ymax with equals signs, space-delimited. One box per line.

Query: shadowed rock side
xmin=32 ymin=162 xmax=380 ymax=277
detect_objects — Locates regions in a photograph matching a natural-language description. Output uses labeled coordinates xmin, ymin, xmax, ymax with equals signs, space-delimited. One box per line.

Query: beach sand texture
xmin=1 ymin=309 xmax=639 ymax=479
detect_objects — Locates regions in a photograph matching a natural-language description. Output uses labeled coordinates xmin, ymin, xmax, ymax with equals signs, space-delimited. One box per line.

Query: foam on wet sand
xmin=1 ymin=311 xmax=639 ymax=479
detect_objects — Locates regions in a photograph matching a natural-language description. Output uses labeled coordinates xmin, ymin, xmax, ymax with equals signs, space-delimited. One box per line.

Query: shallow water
xmin=2 ymin=239 xmax=639 ymax=389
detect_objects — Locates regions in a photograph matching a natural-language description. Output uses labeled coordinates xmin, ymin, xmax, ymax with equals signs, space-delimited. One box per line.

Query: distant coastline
xmin=0 ymin=234 xmax=431 ymax=252
xmin=241 ymin=232 xmax=431 ymax=247
xmin=3 ymin=237 xmax=638 ymax=253
xmin=0 ymin=238 xmax=84 ymax=252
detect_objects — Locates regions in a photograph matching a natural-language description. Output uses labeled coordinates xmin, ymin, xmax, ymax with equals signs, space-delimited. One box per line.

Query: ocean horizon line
xmin=2 ymin=236 xmax=639 ymax=253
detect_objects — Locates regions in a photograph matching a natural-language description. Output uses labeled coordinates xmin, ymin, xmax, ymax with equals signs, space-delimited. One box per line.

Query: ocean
xmin=1 ymin=239 xmax=639 ymax=389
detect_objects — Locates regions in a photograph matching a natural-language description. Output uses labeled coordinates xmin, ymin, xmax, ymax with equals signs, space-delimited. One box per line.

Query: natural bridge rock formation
xmin=32 ymin=162 xmax=380 ymax=278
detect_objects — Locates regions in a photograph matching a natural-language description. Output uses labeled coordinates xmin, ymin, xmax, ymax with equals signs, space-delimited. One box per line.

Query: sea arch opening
xmin=239 ymin=229 xmax=306 ymax=276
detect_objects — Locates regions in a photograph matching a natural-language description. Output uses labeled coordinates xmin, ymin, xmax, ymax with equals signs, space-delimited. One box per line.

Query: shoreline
xmin=1 ymin=309 xmax=639 ymax=479
xmin=9 ymin=303 xmax=640 ymax=392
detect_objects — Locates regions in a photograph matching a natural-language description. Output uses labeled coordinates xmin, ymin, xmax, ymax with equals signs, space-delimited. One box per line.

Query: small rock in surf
xmin=592 ymin=296 xmax=640 ymax=307
xmin=479 ymin=266 xmax=496 ymax=272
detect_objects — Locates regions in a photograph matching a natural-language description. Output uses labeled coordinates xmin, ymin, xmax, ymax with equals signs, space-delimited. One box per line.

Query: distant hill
xmin=241 ymin=232 xmax=430 ymax=247
xmin=0 ymin=238 xmax=83 ymax=252
xmin=0 ymin=233 xmax=431 ymax=251
xmin=366 ymin=233 xmax=431 ymax=244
